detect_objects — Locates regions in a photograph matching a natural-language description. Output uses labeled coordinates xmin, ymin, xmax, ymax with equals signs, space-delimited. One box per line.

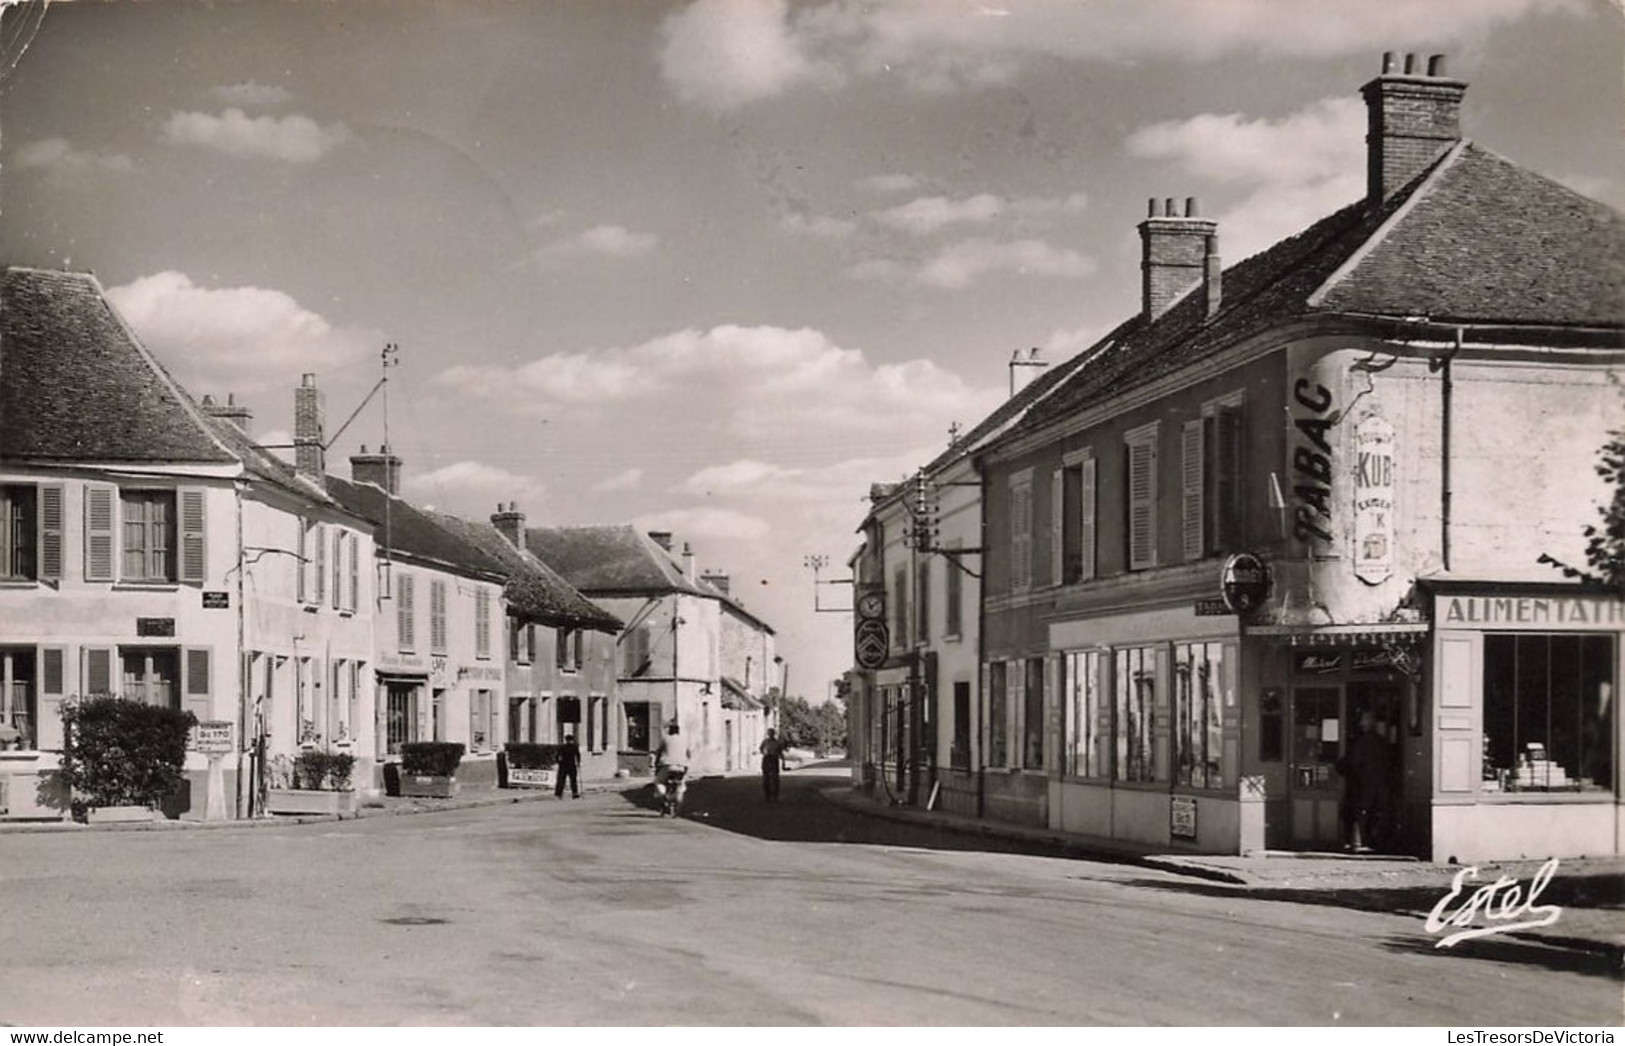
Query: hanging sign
xmin=855 ymin=618 xmax=889 ymax=670
xmin=1219 ymin=553 xmax=1271 ymax=613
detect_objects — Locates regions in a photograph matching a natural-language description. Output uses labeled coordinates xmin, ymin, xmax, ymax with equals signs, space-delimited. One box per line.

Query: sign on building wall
xmin=1170 ymin=796 xmax=1197 ymax=839
xmin=1353 ymin=414 xmax=1395 ymax=584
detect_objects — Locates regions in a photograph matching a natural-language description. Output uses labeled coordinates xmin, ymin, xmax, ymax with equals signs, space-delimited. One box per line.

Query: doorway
xmin=1287 ymin=668 xmax=1406 ymax=851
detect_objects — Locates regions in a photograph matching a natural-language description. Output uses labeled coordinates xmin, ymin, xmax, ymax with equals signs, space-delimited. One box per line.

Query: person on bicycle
xmin=653 ymin=721 xmax=691 ymax=811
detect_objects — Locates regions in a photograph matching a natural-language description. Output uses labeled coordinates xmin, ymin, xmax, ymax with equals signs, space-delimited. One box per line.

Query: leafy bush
xmin=503 ymin=743 xmax=560 ymax=770
xmin=399 ymin=741 xmax=465 ymax=777
xmin=61 ymin=698 xmax=197 ymax=810
xmin=294 ymin=750 xmax=356 ymax=791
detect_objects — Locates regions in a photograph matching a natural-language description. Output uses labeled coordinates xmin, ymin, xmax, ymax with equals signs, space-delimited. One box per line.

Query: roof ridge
xmin=1306 ymin=141 xmax=1468 ymax=309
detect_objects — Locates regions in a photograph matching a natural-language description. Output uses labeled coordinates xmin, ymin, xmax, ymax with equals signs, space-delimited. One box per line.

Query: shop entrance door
xmin=1289 ymin=685 xmax=1343 ymax=848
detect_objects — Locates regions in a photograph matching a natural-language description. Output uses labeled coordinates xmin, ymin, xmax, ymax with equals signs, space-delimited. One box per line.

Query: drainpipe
xmin=1430 ymin=330 xmax=1463 ymax=572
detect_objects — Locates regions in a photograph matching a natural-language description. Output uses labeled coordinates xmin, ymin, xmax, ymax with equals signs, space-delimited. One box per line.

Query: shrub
xmin=61 ymin=697 xmax=198 ymax=810
xmin=503 ymin=743 xmax=560 ymax=770
xmin=399 ymin=741 xmax=465 ymax=777
xmin=294 ymin=750 xmax=356 ymax=791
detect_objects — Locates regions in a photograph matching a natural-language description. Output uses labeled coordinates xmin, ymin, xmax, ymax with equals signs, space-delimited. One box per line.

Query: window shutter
xmin=1078 ymin=458 xmax=1097 ymax=582
xmin=1045 ymin=654 xmax=1063 ymax=781
xmin=1127 ymin=435 xmax=1158 ymax=571
xmin=430 ymin=580 xmax=447 ymax=654
xmin=1051 ymin=471 xmax=1064 ymax=586
xmin=313 ymin=523 xmax=327 ymax=605
xmin=1181 ymin=419 xmax=1205 ymax=562
xmin=1010 ymin=481 xmax=1032 ymax=591
xmin=179 ymin=488 xmax=207 ymax=584
xmin=83 ymin=646 xmax=114 ymax=697
xmin=476 ymin=589 xmax=491 ymax=659
xmin=347 ymin=532 xmax=360 ymax=611
xmin=331 ymin=529 xmax=343 ymax=609
xmin=398 ymin=574 xmax=415 ymax=651
xmin=83 ymin=485 xmax=115 ymax=582
xmin=296 ymin=520 xmax=308 ymax=603
xmin=1212 ymin=406 xmax=1244 ymax=552
xmin=38 ymin=645 xmax=67 ymax=750
xmin=182 ymin=647 xmax=212 ymax=724
xmin=38 ymin=485 xmax=64 ymax=581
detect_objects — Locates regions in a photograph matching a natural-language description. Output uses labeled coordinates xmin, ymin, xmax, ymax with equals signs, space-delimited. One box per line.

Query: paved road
xmin=2 ymin=770 xmax=1618 ymax=1026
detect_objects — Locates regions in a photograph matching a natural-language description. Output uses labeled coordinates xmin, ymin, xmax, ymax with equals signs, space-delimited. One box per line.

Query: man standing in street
xmin=759 ymin=727 xmax=786 ymax=803
xmin=556 ymin=733 xmax=581 ymax=799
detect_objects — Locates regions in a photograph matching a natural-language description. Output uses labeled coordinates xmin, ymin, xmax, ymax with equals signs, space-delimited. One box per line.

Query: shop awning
xmin=720 ymin=677 xmax=762 ymax=710
xmin=1248 ymin=621 xmax=1429 ymax=645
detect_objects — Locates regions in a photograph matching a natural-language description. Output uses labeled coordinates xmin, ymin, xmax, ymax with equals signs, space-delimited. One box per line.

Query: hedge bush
xmin=61 ymin=698 xmax=198 ymax=810
xmin=399 ymin=741 xmax=465 ymax=777
xmin=503 ymin=743 xmax=560 ymax=770
xmin=294 ymin=750 xmax=356 ymax=791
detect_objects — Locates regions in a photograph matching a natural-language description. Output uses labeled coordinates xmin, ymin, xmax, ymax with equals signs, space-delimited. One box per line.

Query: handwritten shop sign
xmin=1352 ymin=414 xmax=1395 ymax=584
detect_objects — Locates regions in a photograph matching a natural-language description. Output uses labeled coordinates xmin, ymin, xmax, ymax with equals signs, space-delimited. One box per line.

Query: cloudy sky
xmin=3 ymin=0 xmax=1621 ymax=700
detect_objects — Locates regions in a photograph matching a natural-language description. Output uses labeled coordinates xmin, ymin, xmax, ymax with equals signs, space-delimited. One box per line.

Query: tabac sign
xmin=1353 ymin=415 xmax=1395 ymax=584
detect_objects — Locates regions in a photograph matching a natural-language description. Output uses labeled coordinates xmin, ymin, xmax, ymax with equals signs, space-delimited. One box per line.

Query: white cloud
xmin=875 ymin=193 xmax=1004 ymax=235
xmin=403 ymin=460 xmax=546 ymax=510
xmin=916 ymin=237 xmax=1096 ymax=288
xmin=659 ymin=0 xmax=1575 ymax=107
xmin=210 ymin=82 xmax=293 ymax=108
xmin=433 ymin=323 xmax=1003 ymax=444
xmin=658 ymin=0 xmax=839 ymax=112
xmin=105 ymin=271 xmax=378 ymax=393
xmin=15 ymin=138 xmax=133 ymax=173
xmin=1124 ymin=97 xmax=1367 ymax=260
xmin=534 ymin=224 xmax=660 ymax=262
xmin=592 ymin=468 xmax=645 ymax=493
xmin=633 ymin=507 xmax=773 ymax=543
xmin=161 ymin=108 xmax=350 ymax=163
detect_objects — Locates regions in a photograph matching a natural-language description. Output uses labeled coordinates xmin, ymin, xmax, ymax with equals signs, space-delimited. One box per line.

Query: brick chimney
xmin=200 ymin=392 xmax=253 ymax=435
xmin=1008 ymin=347 xmax=1049 ymax=398
xmin=491 ymin=502 xmax=526 ymax=552
xmin=1140 ymin=197 xmax=1218 ymax=321
xmin=1363 ymin=52 xmax=1466 ymax=206
xmin=350 ymin=443 xmax=402 ymax=496
xmin=648 ymin=530 xmax=673 ymax=552
xmin=700 ymin=570 xmax=731 ymax=596
xmin=293 ymin=374 xmax=325 ymax=483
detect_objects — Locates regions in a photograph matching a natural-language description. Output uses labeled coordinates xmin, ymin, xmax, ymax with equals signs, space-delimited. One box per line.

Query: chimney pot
xmin=1146 ymin=198 xmax=1157 ymax=218
xmin=1404 ymin=53 xmax=1417 ymax=74
xmin=1427 ymin=54 xmax=1446 ymax=77
xmin=491 ymin=502 xmax=527 ymax=552
xmin=349 ymin=445 xmax=402 ymax=496
xmin=1382 ymin=51 xmax=1396 ymax=74
xmin=1185 ymin=197 xmax=1199 ymax=217
xmin=1362 ymin=50 xmax=1467 ymax=205
xmin=1139 ymin=194 xmax=1219 ymax=320
xmin=1163 ymin=197 xmax=1176 ymax=217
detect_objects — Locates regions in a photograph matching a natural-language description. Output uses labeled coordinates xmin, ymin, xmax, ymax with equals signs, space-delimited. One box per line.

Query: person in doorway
xmin=555 ymin=733 xmax=581 ymax=799
xmin=759 ymin=727 xmax=787 ymax=802
xmin=1341 ymin=710 xmax=1392 ymax=852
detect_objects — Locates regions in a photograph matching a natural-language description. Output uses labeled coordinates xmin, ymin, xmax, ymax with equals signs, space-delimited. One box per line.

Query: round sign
xmin=1219 ymin=553 xmax=1271 ymax=613
xmin=854 ymin=618 xmax=889 ymax=670
xmin=857 ymin=591 xmax=886 ymax=621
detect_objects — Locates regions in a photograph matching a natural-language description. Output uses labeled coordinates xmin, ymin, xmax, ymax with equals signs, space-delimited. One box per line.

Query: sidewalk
xmin=818 ymin=784 xmax=1623 ymax=962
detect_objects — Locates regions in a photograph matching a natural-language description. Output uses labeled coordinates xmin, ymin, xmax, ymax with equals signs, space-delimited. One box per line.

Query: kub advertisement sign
xmin=1353 ymin=414 xmax=1395 ymax=584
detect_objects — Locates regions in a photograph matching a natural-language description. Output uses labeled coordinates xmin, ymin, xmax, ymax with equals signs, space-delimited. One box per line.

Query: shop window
xmin=1114 ymin=647 xmax=1157 ymax=782
xmin=950 ymin=681 xmax=970 ymax=770
xmin=1174 ymin=642 xmax=1225 ymax=789
xmin=1023 ymin=657 xmax=1044 ymax=769
xmin=1065 ymin=650 xmax=1105 ymax=777
xmin=0 ymin=648 xmax=37 ymax=750
xmin=986 ymin=662 xmax=1008 ymax=768
xmin=1483 ymin=633 xmax=1614 ymax=793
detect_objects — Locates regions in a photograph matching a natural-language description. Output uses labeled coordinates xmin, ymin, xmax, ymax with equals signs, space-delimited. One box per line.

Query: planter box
xmin=85 ymin=805 xmax=155 ymax=824
xmin=399 ymin=775 xmax=459 ymax=799
xmin=504 ymin=767 xmax=556 ymax=789
xmin=265 ymin=788 xmax=358 ymax=817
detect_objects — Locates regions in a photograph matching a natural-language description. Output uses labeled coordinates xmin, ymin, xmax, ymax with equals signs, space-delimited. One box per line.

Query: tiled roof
xmin=1019 ymin=143 xmax=1624 ymax=433
xmin=426 ymin=511 xmax=622 ymax=633
xmin=325 ymin=475 xmax=506 ymax=581
xmin=0 ymin=267 xmax=237 ymax=464
xmin=526 ymin=525 xmax=702 ymax=596
xmin=199 ymin=412 xmax=339 ymax=508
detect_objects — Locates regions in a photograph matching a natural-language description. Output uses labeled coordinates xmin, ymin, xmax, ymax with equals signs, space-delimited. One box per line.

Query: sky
xmin=2 ymin=0 xmax=1622 ymax=703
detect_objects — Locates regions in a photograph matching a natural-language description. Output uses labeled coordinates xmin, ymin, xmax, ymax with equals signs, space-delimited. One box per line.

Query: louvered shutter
xmin=1010 ymin=481 xmax=1032 ymax=591
xmin=331 ymin=529 xmax=343 ymax=609
xmin=430 ymin=580 xmax=447 ymax=654
xmin=1127 ymin=434 xmax=1158 ymax=570
xmin=1051 ymin=471 xmax=1064 ymax=586
xmin=1181 ymin=419 xmax=1205 ymax=562
xmin=1046 ymin=654 xmax=1063 ymax=781
xmin=476 ymin=588 xmax=491 ymax=659
xmin=1078 ymin=458 xmax=1097 ymax=582
xmin=313 ymin=523 xmax=327 ymax=605
xmin=38 ymin=485 xmax=64 ymax=581
xmin=179 ymin=488 xmax=206 ymax=584
xmin=347 ymin=532 xmax=359 ymax=611
xmin=182 ymin=647 xmax=212 ymax=725
xmin=296 ymin=520 xmax=308 ymax=603
xmin=398 ymin=574 xmax=416 ymax=651
xmin=1212 ymin=406 xmax=1244 ymax=552
xmin=38 ymin=646 xmax=66 ymax=750
xmin=83 ymin=646 xmax=114 ymax=697
xmin=83 ymin=486 xmax=115 ymax=582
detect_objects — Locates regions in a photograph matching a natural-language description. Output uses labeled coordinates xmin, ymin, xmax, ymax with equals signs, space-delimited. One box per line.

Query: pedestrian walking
xmin=759 ymin=728 xmax=786 ymax=803
xmin=556 ymin=733 xmax=581 ymax=799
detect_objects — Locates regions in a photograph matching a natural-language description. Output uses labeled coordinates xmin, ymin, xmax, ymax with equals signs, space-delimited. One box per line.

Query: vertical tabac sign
xmin=1353 ymin=414 xmax=1395 ymax=584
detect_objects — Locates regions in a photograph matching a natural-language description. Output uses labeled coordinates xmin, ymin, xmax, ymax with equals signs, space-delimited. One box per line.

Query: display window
xmin=1482 ymin=633 xmax=1613 ymax=793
